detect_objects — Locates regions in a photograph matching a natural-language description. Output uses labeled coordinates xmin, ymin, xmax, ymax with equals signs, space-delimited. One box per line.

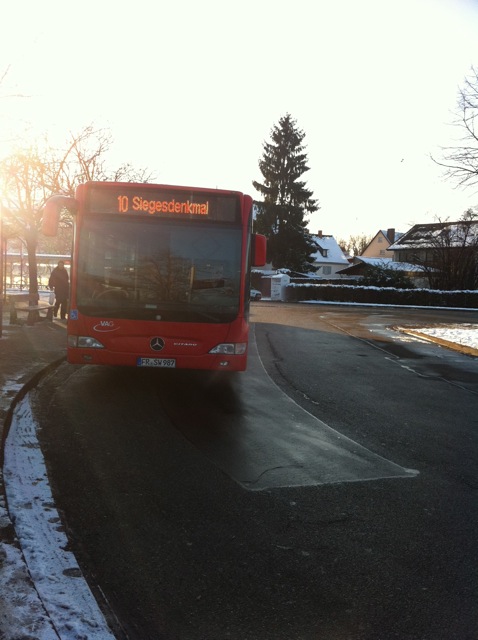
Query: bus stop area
xmin=4 ymin=290 xmax=55 ymax=325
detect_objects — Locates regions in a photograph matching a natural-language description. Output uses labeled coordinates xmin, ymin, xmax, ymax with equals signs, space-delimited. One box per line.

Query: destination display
xmin=86 ymin=184 xmax=240 ymax=223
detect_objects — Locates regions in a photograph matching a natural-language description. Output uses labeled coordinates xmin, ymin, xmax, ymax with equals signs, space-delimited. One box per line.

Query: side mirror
xmin=252 ymin=233 xmax=267 ymax=267
xmin=42 ymin=196 xmax=78 ymax=236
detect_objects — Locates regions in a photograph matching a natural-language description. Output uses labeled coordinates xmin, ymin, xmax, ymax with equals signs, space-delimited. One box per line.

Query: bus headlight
xmin=68 ymin=335 xmax=105 ymax=349
xmin=209 ymin=343 xmax=247 ymax=355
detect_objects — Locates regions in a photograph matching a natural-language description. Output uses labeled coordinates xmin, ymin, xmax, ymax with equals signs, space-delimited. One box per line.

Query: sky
xmin=1 ymin=320 xmax=477 ymax=638
xmin=1 ymin=0 xmax=477 ymax=240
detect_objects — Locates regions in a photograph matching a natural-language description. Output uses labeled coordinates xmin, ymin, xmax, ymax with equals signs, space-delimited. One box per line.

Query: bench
xmin=9 ymin=296 xmax=55 ymax=325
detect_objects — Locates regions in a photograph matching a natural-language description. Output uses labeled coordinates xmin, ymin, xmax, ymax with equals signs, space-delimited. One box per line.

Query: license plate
xmin=137 ymin=357 xmax=176 ymax=368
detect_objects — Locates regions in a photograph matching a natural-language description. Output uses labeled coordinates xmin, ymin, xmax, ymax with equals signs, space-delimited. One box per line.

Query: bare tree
xmin=338 ymin=234 xmax=372 ymax=256
xmin=417 ymin=209 xmax=478 ymax=290
xmin=0 ymin=64 xmax=28 ymax=101
xmin=49 ymin=125 xmax=153 ymax=197
xmin=432 ymin=67 xmax=478 ymax=189
xmin=0 ymin=126 xmax=154 ymax=304
xmin=0 ymin=147 xmax=52 ymax=303
xmin=0 ymin=66 xmax=9 ymax=89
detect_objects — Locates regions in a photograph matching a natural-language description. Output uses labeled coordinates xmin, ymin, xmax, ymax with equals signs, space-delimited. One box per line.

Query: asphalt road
xmin=33 ymin=303 xmax=478 ymax=640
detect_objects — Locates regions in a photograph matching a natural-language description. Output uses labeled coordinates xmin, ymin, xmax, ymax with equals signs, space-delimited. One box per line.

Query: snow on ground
xmin=0 ymin=321 xmax=476 ymax=639
xmin=407 ymin=324 xmax=478 ymax=350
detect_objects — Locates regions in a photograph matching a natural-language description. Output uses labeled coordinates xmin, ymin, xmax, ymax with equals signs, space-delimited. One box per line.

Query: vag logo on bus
xmin=150 ymin=337 xmax=165 ymax=352
xmin=93 ymin=320 xmax=119 ymax=332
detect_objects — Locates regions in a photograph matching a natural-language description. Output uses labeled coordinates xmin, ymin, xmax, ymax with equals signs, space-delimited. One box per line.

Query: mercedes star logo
xmin=150 ymin=337 xmax=165 ymax=352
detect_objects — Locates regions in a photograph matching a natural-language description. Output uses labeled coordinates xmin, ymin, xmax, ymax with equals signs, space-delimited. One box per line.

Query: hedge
xmin=284 ymin=284 xmax=478 ymax=308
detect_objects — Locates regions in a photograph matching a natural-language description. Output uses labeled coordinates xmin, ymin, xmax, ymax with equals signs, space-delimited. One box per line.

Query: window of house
xmin=323 ymin=266 xmax=332 ymax=275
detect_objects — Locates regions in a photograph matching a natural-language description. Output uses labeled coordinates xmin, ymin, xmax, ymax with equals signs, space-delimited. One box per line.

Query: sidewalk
xmin=0 ymin=309 xmax=67 ymax=433
xmin=0 ymin=308 xmax=67 ymax=637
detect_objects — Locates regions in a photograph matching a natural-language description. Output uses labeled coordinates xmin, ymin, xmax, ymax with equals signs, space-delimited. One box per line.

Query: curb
xmin=0 ymin=357 xmax=66 ymax=468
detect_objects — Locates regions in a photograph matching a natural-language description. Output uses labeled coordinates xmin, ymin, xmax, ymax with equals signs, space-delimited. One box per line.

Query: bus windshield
xmin=76 ymin=217 xmax=243 ymax=323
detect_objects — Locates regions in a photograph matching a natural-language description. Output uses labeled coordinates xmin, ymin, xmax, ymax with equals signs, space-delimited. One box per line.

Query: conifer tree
xmin=253 ymin=113 xmax=319 ymax=272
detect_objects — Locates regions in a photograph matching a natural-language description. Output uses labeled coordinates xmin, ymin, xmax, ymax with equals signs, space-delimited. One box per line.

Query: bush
xmin=361 ymin=265 xmax=415 ymax=289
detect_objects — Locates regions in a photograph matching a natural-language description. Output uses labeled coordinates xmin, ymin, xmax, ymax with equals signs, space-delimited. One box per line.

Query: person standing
xmin=48 ymin=260 xmax=69 ymax=319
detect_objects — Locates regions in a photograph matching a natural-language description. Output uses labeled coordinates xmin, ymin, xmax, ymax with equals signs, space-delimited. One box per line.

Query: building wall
xmin=361 ymin=230 xmax=396 ymax=259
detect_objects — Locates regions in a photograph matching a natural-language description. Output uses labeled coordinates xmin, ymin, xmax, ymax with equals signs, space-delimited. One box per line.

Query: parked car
xmin=250 ymin=288 xmax=262 ymax=301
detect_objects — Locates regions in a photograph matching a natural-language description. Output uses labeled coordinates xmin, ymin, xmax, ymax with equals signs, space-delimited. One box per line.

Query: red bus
xmin=42 ymin=182 xmax=266 ymax=371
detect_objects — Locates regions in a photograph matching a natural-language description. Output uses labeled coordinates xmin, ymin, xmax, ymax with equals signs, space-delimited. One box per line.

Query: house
xmin=310 ymin=231 xmax=350 ymax=276
xmin=360 ymin=228 xmax=403 ymax=259
xmin=388 ymin=220 xmax=478 ymax=290
xmin=388 ymin=221 xmax=478 ymax=262
xmin=336 ymin=256 xmax=430 ymax=287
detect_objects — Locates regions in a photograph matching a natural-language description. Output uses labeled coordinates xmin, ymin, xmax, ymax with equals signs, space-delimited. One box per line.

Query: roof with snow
xmin=310 ymin=235 xmax=349 ymax=265
xmin=337 ymin=257 xmax=428 ymax=275
xmin=389 ymin=221 xmax=478 ymax=250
